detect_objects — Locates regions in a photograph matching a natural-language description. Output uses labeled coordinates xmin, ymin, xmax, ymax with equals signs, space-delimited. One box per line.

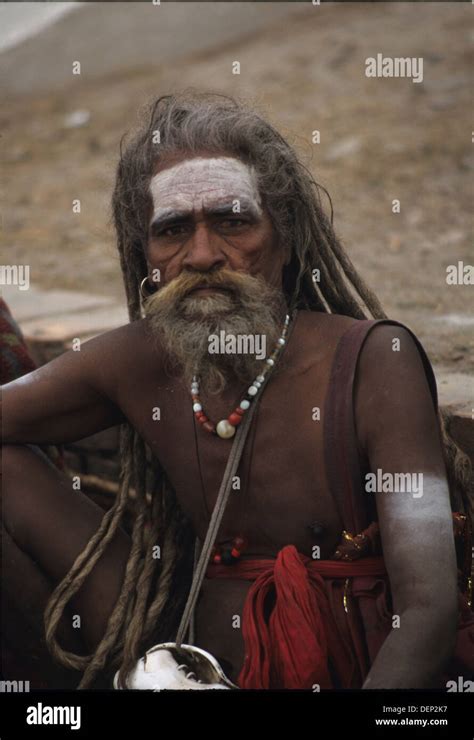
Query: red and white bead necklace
xmin=191 ymin=313 xmax=291 ymax=439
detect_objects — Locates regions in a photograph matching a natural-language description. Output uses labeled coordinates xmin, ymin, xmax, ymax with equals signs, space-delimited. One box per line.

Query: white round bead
xmin=278 ymin=338 xmax=285 ymax=345
xmin=266 ymin=358 xmax=275 ymax=366
xmin=253 ymin=381 xmax=261 ymax=388
xmin=248 ymin=385 xmax=258 ymax=396
xmin=216 ymin=420 xmax=236 ymax=439
xmin=193 ymin=403 xmax=202 ymax=412
xmin=256 ymin=375 xmax=265 ymax=383
xmin=240 ymin=400 xmax=250 ymax=410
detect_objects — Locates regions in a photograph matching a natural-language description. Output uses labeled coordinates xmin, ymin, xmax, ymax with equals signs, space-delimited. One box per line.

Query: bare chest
xmin=121 ymin=359 xmax=344 ymax=560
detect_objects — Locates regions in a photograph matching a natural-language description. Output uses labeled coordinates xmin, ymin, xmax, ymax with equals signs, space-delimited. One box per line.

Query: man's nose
xmin=181 ymin=222 xmax=227 ymax=272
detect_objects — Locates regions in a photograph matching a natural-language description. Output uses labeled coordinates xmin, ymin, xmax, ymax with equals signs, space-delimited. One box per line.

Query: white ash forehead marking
xmin=149 ymin=157 xmax=263 ymax=223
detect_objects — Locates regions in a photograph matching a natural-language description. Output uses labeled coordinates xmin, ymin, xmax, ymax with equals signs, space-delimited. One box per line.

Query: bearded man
xmin=2 ymin=92 xmax=473 ymax=691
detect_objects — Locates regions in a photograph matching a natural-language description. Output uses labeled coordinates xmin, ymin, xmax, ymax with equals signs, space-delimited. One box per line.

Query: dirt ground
xmin=3 ymin=2 xmax=473 ymax=371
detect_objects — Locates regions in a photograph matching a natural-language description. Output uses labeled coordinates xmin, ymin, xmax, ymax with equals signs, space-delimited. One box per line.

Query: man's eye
xmin=219 ymin=218 xmax=246 ymax=228
xmin=158 ymin=224 xmax=188 ymax=237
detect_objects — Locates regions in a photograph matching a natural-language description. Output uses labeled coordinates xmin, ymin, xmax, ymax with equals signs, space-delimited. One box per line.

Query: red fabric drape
xmin=206 ymin=544 xmax=387 ymax=689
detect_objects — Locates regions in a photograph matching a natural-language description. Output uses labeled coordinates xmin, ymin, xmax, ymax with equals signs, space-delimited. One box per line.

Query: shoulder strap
xmin=323 ymin=318 xmax=438 ymax=535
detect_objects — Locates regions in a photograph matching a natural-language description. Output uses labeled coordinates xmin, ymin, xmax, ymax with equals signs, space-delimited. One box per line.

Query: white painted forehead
xmin=148 ymin=156 xmax=263 ymax=217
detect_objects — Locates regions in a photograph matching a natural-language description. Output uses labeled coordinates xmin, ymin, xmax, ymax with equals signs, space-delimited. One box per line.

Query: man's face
xmin=142 ymin=151 xmax=289 ymax=393
xmin=145 ymin=151 xmax=287 ymax=292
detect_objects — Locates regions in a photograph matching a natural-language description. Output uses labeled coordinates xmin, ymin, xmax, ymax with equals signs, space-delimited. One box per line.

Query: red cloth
xmin=206 ymin=544 xmax=387 ymax=689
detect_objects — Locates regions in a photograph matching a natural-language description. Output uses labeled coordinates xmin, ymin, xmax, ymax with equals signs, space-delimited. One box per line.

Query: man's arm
xmin=354 ymin=324 xmax=458 ymax=689
xmin=2 ymin=326 xmax=128 ymax=446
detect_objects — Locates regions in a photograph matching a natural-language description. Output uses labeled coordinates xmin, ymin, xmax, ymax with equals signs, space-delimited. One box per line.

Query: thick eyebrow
xmin=149 ymin=209 xmax=190 ymax=232
xmin=149 ymin=199 xmax=261 ymax=232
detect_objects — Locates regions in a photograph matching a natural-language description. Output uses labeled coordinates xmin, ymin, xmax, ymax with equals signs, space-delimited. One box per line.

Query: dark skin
xmin=1 ymin=152 xmax=458 ymax=688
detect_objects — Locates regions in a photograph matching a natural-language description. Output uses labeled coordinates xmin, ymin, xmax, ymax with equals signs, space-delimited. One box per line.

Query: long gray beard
xmin=143 ymin=270 xmax=287 ymax=394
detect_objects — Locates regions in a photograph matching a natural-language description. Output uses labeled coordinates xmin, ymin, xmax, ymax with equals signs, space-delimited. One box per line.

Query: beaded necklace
xmin=190 ymin=313 xmax=291 ymax=439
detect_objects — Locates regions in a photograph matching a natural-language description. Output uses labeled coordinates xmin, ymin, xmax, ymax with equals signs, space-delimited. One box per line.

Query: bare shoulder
xmin=296 ymin=309 xmax=358 ymax=329
xmin=78 ymin=317 xmax=163 ymax=393
xmin=354 ymin=321 xmax=438 ymax=455
xmin=356 ymin=321 xmax=429 ymax=381
xmin=295 ymin=311 xmax=425 ymax=363
xmin=82 ymin=318 xmax=155 ymax=360
xmin=294 ymin=309 xmax=360 ymax=343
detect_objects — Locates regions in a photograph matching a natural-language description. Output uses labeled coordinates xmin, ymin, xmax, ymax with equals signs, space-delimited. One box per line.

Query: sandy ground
xmin=3 ymin=1 xmax=473 ymax=372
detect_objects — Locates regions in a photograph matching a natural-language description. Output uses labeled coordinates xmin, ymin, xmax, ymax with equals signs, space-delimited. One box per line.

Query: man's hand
xmin=354 ymin=324 xmax=458 ymax=688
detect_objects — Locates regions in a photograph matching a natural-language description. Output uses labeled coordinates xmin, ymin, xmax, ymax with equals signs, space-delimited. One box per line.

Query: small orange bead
xmin=228 ymin=413 xmax=242 ymax=426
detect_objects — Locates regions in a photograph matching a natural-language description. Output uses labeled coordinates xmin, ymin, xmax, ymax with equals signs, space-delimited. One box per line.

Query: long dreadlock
xmin=44 ymin=89 xmax=473 ymax=689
